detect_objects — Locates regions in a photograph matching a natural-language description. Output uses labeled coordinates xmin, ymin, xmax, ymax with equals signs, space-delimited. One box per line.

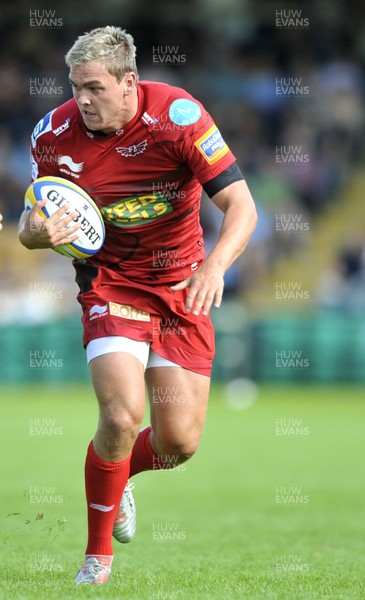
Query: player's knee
xmin=157 ymin=437 xmax=200 ymax=464
xmin=101 ymin=405 xmax=143 ymax=439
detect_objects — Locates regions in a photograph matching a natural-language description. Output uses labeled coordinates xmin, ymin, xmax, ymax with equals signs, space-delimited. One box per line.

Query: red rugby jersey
xmin=31 ymin=81 xmax=236 ymax=283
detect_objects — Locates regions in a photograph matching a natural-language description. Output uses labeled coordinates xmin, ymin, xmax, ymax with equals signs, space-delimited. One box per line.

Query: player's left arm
xmin=171 ymin=178 xmax=257 ymax=316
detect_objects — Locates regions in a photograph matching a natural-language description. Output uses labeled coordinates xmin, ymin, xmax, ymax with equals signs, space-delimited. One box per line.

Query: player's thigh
xmin=145 ymin=366 xmax=210 ymax=454
xmin=89 ymin=352 xmax=146 ymax=426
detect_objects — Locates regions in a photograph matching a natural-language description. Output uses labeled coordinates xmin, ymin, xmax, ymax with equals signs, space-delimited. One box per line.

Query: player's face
xmin=69 ymin=61 xmax=136 ymax=133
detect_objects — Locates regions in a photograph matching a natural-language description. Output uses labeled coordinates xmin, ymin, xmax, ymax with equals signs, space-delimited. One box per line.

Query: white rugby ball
xmin=24 ymin=176 xmax=105 ymax=259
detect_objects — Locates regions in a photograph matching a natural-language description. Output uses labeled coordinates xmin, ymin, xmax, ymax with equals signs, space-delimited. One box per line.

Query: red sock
xmin=85 ymin=441 xmax=130 ymax=556
xmin=130 ymin=426 xmax=173 ymax=476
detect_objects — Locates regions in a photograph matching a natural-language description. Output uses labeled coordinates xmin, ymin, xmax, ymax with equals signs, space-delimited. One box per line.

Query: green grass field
xmin=1 ymin=384 xmax=364 ymax=599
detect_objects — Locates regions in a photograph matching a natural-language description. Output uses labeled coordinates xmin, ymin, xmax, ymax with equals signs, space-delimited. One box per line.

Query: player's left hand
xmin=170 ymin=265 xmax=224 ymax=316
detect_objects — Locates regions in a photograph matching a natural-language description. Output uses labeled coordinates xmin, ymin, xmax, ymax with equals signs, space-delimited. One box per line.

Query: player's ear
xmin=123 ymin=72 xmax=137 ymax=92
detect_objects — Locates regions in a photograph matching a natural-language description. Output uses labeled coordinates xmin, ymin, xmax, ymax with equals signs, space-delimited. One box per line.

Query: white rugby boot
xmin=113 ymin=481 xmax=136 ymax=543
xmin=75 ymin=555 xmax=113 ymax=585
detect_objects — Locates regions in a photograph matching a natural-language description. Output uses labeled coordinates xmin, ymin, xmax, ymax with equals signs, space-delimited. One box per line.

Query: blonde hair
xmin=65 ymin=26 xmax=138 ymax=82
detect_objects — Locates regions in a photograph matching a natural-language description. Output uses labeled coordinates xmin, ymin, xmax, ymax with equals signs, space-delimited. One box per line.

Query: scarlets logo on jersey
xmin=116 ymin=140 xmax=148 ymax=158
xmin=194 ymin=125 xmax=229 ymax=165
xmin=101 ymin=192 xmax=173 ymax=227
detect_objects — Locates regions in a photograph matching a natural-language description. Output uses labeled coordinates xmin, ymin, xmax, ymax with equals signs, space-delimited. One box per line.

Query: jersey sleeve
xmin=160 ymin=94 xmax=237 ymax=186
xmin=30 ymin=109 xmax=59 ymax=181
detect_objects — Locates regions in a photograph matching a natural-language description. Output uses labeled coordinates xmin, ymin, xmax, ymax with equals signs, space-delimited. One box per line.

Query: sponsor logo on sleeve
xmin=168 ymin=99 xmax=201 ymax=126
xmin=52 ymin=118 xmax=70 ymax=136
xmin=194 ymin=125 xmax=229 ymax=165
xmin=141 ymin=112 xmax=159 ymax=126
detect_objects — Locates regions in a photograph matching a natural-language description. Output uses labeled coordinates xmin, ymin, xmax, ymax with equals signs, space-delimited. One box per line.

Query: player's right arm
xmin=18 ymin=110 xmax=80 ymax=249
xmin=18 ymin=200 xmax=80 ymax=249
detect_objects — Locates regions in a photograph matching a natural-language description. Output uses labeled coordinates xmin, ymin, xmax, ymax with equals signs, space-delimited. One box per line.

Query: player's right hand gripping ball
xmin=24 ymin=176 xmax=105 ymax=258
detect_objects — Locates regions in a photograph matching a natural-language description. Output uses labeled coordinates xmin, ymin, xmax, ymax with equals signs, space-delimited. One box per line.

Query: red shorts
xmin=74 ymin=262 xmax=215 ymax=376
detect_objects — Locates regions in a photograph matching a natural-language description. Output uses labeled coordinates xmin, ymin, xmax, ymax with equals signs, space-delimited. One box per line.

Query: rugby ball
xmin=24 ymin=176 xmax=105 ymax=259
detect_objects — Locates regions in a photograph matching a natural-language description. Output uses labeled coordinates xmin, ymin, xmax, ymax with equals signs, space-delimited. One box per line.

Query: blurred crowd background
xmin=0 ymin=0 xmax=364 ymax=382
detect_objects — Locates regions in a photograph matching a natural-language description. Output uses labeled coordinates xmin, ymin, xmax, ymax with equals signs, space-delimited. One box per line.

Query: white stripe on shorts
xmin=86 ymin=336 xmax=181 ymax=369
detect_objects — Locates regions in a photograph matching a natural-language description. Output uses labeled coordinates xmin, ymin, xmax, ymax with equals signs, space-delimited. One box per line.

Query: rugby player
xmin=18 ymin=26 xmax=257 ymax=584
